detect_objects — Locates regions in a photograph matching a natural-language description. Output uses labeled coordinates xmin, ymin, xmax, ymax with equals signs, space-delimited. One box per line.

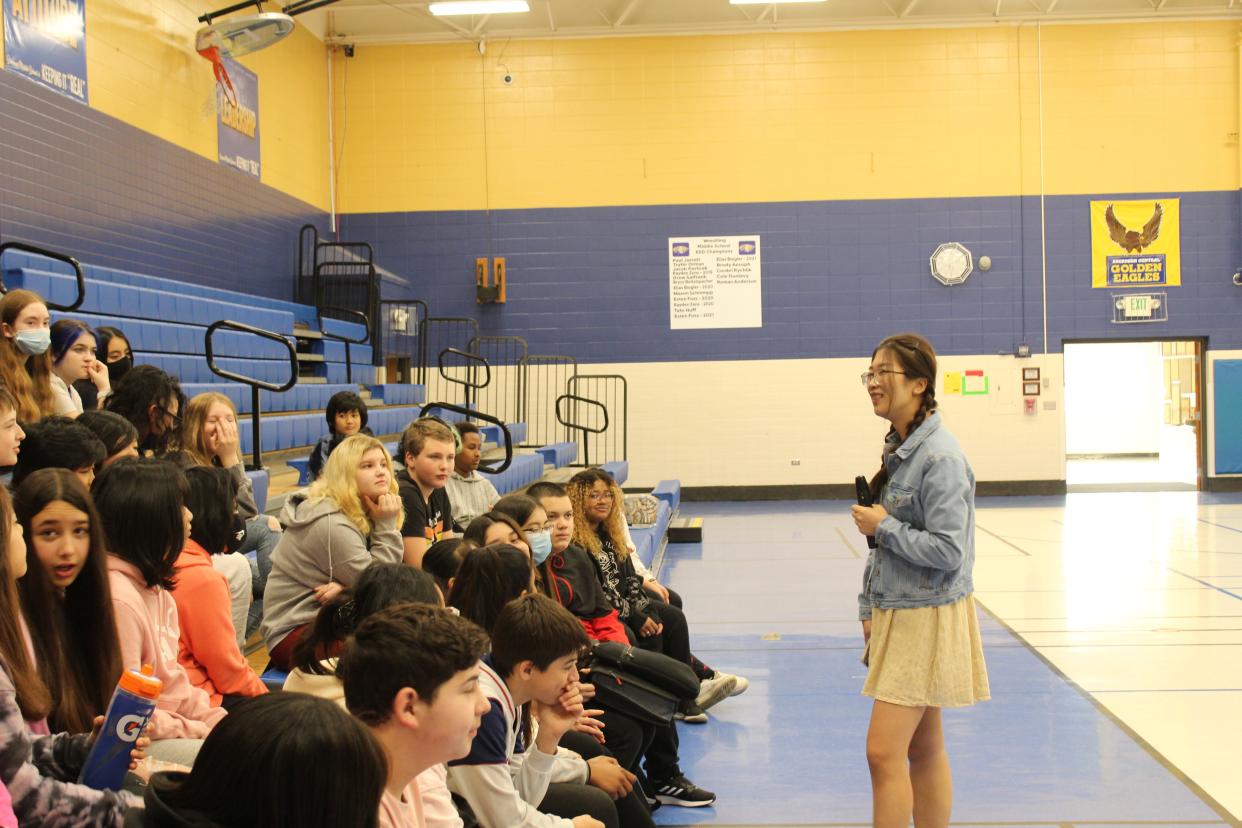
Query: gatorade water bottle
xmin=79 ymin=665 xmax=162 ymax=791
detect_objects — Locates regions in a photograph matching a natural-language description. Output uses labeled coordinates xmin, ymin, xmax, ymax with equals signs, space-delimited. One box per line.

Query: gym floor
xmin=653 ymin=495 xmax=1242 ymax=827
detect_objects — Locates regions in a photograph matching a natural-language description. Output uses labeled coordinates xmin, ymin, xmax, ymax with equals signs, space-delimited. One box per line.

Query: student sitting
xmin=0 ymin=483 xmax=142 ymax=824
xmin=0 ymin=389 xmax=25 ymax=468
xmin=449 ymin=549 xmax=653 ymax=827
xmin=11 ymin=415 xmax=107 ymax=490
xmin=104 ymin=365 xmax=184 ymax=458
xmin=77 ymin=326 xmax=130 ymax=412
xmin=444 ymin=422 xmax=499 ymax=531
xmin=567 ymin=470 xmax=745 ymax=725
xmin=178 ymin=392 xmax=281 ymax=639
xmin=340 ymin=602 xmax=492 ymax=828
xmin=397 ymin=419 xmax=457 ymax=568
xmin=173 ymin=466 xmax=268 ymax=710
xmin=262 ymin=434 xmax=404 ymax=670
xmin=14 ymin=469 xmax=123 ymax=735
xmin=309 ymin=391 xmax=374 ymax=481
xmin=94 ymin=458 xmax=226 ymax=764
xmin=284 ymin=563 xmax=469 ymax=828
xmin=77 ymin=410 xmax=139 ymax=472
xmin=50 ymin=320 xmax=111 ymax=417
xmin=448 ymin=592 xmax=618 ymax=828
xmin=130 ymin=693 xmax=387 ymax=828
xmin=504 ymin=489 xmax=710 ymax=808
xmin=0 ymin=289 xmax=55 ymax=423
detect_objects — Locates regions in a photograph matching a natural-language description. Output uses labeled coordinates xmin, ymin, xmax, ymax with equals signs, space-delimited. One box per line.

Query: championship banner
xmin=217 ymin=56 xmax=260 ymax=178
xmin=2 ymin=0 xmax=88 ymax=104
xmin=1090 ymin=198 xmax=1180 ymax=288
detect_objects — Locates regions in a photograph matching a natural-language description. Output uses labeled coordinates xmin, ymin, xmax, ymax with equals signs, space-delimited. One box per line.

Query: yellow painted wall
xmin=334 ymin=21 xmax=1239 ymax=213
xmin=1 ymin=0 xmax=330 ymax=210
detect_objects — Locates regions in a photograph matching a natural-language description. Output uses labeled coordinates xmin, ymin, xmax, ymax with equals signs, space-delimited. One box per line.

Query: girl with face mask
xmin=75 ymin=327 xmax=130 ymax=412
xmin=0 ymin=289 xmax=56 ymax=423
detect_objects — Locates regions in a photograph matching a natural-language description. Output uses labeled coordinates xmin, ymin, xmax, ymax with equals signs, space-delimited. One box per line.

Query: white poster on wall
xmin=668 ymin=236 xmax=762 ymax=330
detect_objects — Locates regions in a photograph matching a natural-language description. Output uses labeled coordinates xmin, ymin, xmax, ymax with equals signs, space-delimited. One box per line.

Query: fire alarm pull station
xmin=1024 ymin=398 xmax=1037 ymax=415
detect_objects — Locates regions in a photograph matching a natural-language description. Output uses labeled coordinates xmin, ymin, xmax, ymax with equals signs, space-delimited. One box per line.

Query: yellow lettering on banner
xmin=218 ymin=90 xmax=258 ymax=139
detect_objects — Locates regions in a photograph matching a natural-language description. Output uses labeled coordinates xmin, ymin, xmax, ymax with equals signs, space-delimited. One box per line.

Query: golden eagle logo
xmin=1105 ymin=202 xmax=1162 ymax=253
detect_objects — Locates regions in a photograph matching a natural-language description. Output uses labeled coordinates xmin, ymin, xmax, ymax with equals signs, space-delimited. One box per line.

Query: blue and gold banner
xmin=217 ymin=56 xmax=260 ymax=178
xmin=3 ymin=0 xmax=88 ymax=103
xmin=1090 ymin=198 xmax=1181 ymax=288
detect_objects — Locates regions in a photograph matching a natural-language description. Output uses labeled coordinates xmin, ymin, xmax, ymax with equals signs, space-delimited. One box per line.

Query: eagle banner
xmin=1090 ymin=198 xmax=1180 ymax=288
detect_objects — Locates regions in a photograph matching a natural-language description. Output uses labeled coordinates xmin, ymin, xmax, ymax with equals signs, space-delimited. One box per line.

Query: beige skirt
xmin=861 ymin=594 xmax=991 ymax=708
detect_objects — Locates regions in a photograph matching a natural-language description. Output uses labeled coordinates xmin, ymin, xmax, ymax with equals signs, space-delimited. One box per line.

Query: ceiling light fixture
xmin=429 ymin=0 xmax=530 ymax=15
xmin=729 ymin=0 xmax=828 ymax=4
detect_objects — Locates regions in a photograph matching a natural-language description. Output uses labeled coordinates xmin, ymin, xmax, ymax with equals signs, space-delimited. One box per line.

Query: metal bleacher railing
xmin=0 ymin=241 xmax=85 ymax=311
xmin=468 ymin=335 xmax=526 ymax=425
xmin=205 ymin=320 xmax=297 ymax=471
xmin=318 ymin=305 xmax=370 ymax=384
xmin=518 ymin=354 xmax=578 ymax=448
xmin=418 ymin=317 xmax=479 ymax=404
xmin=563 ymin=375 xmax=628 ymax=465
xmin=298 ymin=224 xmax=380 ymax=364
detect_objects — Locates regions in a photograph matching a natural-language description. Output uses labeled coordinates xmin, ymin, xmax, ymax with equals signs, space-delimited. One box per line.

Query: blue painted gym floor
xmin=650 ymin=498 xmax=1241 ymax=827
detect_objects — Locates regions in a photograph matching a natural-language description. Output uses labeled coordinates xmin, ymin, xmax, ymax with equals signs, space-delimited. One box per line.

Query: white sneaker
xmin=724 ymin=672 xmax=749 ymax=696
xmin=696 ymin=672 xmax=737 ymax=710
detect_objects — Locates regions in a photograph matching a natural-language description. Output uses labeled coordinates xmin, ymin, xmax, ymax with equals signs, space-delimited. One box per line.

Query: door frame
xmin=1061 ymin=336 xmax=1208 ymax=490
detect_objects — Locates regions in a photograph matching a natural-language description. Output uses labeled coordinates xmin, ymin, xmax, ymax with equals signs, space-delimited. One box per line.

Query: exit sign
xmin=1111 ymin=291 xmax=1168 ymax=324
xmin=1125 ymin=295 xmax=1153 ymax=317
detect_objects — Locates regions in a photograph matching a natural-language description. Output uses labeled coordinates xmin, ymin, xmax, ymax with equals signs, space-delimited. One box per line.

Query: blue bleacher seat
xmin=651 ymin=479 xmax=681 ymax=514
xmin=534 ymin=441 xmax=578 ymax=469
xmin=246 ymin=470 xmax=269 ymax=513
xmin=601 ymin=460 xmax=628 ymax=486
xmin=260 ymin=668 xmax=288 ymax=692
xmin=631 ymin=498 xmax=673 ymax=571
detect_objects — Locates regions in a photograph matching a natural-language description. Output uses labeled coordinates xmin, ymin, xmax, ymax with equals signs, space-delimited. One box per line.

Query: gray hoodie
xmin=260 ymin=492 xmax=403 ymax=652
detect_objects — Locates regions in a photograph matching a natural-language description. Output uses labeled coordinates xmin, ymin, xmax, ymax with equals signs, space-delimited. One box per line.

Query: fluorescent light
xmin=429 ymin=1 xmax=530 ymax=14
xmin=730 ymin=0 xmax=827 ymax=4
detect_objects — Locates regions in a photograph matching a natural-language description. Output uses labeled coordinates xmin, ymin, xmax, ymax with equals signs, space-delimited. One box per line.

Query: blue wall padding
xmin=1214 ymin=360 xmax=1242 ymax=473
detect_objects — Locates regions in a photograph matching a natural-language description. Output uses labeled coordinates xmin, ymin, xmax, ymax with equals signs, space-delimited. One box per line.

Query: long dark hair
xmin=104 ymin=364 xmax=184 ymax=456
xmin=184 ymin=466 xmax=238 ymax=555
xmin=14 ymin=469 xmax=121 ymax=733
xmin=151 ymin=693 xmax=387 ymax=828
xmin=76 ymin=410 xmax=138 ymax=469
xmin=291 ymin=563 xmax=441 ymax=676
xmin=446 ymin=543 xmax=533 ymax=636
xmin=867 ymin=333 xmax=939 ymax=500
xmin=0 ymin=485 xmax=52 ymax=721
xmin=421 ymin=537 xmax=473 ymax=595
xmin=93 ymin=458 xmax=188 ymax=590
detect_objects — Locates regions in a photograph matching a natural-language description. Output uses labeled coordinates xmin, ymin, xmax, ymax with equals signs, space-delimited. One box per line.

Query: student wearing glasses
xmin=104 ymin=366 xmax=185 ymax=457
xmin=851 ymin=333 xmax=990 ymax=828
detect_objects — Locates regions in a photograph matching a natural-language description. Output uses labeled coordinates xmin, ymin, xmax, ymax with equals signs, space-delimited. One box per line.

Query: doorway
xmin=1063 ymin=338 xmax=1204 ymax=492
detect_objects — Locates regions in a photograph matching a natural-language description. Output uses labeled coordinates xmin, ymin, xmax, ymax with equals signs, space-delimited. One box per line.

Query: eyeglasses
xmin=860 ymin=369 xmax=907 ymax=386
xmin=157 ymin=406 xmax=182 ymax=430
xmin=587 ymin=491 xmax=614 ymax=502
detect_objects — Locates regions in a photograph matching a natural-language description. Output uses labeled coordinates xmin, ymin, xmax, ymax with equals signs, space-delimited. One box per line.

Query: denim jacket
xmin=858 ymin=411 xmax=975 ymax=620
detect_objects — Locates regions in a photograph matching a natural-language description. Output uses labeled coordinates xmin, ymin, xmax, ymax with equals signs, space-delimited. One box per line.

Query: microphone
xmin=855 ymin=476 xmax=878 ymax=550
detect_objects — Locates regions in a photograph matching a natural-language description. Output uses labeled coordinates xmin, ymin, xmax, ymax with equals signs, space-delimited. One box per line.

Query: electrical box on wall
xmin=475 ymin=257 xmax=506 ymax=304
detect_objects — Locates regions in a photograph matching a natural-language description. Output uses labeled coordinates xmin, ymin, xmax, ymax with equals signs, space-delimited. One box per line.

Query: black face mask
xmin=227 ymin=514 xmax=247 ymax=554
xmin=107 ymin=355 xmax=133 ymax=383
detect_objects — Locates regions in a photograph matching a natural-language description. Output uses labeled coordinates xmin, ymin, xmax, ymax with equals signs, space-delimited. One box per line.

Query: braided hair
xmin=867 ymin=333 xmax=938 ymax=501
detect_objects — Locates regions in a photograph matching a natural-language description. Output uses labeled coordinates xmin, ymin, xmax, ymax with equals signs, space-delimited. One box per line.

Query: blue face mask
xmin=14 ymin=329 xmax=50 ymax=357
xmin=529 ymin=530 xmax=553 ymax=565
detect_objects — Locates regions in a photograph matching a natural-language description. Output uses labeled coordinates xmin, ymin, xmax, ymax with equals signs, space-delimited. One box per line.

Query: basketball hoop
xmin=196 ymin=12 xmax=293 ymax=108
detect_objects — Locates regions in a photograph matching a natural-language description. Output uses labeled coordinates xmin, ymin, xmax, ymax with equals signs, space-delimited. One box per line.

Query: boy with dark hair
xmin=340 ymin=603 xmax=492 ymax=828
xmin=445 ymin=421 xmax=499 ymax=531
xmin=11 ymin=415 xmax=106 ymax=489
xmin=447 ymin=594 xmax=606 ymax=828
xmin=308 ymin=390 xmax=373 ymax=480
xmin=397 ymin=418 xmax=457 ymax=568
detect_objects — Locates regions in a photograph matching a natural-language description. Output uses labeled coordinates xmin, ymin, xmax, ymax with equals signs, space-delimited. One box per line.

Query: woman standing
xmin=851 ymin=333 xmax=990 ymax=828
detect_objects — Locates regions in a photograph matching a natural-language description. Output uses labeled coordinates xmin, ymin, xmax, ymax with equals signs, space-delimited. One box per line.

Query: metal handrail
xmin=439 ymin=347 xmax=491 ymax=391
xmin=205 ymin=320 xmax=297 ymax=470
xmin=0 ymin=241 xmax=86 ymax=312
xmin=556 ymin=394 xmax=609 ymax=467
xmin=417 ymin=401 xmax=513 ymax=474
xmin=318 ymin=305 xmax=370 ymax=383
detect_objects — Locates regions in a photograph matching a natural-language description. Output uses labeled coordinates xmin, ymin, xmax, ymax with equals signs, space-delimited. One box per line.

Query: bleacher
xmin=0 ymin=247 xmax=633 ymax=521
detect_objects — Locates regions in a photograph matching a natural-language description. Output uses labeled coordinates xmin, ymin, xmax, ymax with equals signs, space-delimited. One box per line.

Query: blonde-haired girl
xmin=261 ymin=435 xmax=404 ymax=670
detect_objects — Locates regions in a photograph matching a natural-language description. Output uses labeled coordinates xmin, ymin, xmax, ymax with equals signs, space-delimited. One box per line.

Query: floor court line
xmin=975 ymin=524 xmax=1033 ymax=555
xmin=1168 ymin=568 xmax=1242 ymax=602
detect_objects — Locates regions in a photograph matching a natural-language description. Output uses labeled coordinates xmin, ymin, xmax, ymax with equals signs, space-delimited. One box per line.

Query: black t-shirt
xmin=397 ymin=468 xmax=452 ymax=543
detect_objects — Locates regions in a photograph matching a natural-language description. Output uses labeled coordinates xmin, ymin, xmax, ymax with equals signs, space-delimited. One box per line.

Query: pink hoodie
xmin=106 ymin=555 xmax=226 ymax=740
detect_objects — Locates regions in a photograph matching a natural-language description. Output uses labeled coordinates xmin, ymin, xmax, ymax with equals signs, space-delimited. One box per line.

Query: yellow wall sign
xmin=1090 ymin=199 xmax=1180 ymax=288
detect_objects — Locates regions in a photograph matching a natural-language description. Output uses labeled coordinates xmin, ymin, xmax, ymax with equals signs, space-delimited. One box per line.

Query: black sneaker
xmin=652 ymin=775 xmax=716 ymax=807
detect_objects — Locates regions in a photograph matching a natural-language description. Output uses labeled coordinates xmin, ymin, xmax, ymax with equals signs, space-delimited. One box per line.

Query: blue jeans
xmin=242 ymin=516 xmax=279 ymax=637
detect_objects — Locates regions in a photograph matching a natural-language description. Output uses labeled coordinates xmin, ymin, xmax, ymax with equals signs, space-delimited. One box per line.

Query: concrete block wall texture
xmin=0 ymin=0 xmax=331 ymax=298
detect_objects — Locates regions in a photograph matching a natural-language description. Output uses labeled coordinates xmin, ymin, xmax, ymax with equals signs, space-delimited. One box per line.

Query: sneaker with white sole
xmin=695 ymin=672 xmax=737 ymax=710
xmin=652 ymin=775 xmax=716 ymax=807
xmin=718 ymin=671 xmax=749 ymax=697
xmin=676 ymin=700 xmax=708 ymax=723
